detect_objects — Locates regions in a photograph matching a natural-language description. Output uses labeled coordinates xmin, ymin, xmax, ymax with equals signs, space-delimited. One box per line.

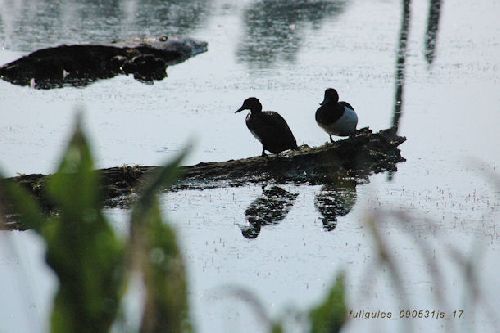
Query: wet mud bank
xmin=0 ymin=35 xmax=208 ymax=89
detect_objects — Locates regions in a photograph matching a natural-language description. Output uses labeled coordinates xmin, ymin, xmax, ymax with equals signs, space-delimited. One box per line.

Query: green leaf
xmin=132 ymin=147 xmax=189 ymax=223
xmin=47 ymin=114 xmax=101 ymax=217
xmin=125 ymin=147 xmax=192 ymax=333
xmin=1 ymin=114 xmax=194 ymax=333
xmin=41 ymin=115 xmax=125 ymax=333
xmin=271 ymin=322 xmax=284 ymax=333
xmin=0 ymin=176 xmax=45 ymax=231
xmin=128 ymin=147 xmax=189 ymax=275
xmin=138 ymin=198 xmax=192 ymax=333
xmin=309 ymin=272 xmax=347 ymax=333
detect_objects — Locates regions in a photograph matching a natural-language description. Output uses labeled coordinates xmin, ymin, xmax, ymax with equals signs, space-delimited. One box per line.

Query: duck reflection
xmin=314 ymin=178 xmax=357 ymax=231
xmin=237 ymin=0 xmax=348 ymax=67
xmin=240 ymin=186 xmax=299 ymax=239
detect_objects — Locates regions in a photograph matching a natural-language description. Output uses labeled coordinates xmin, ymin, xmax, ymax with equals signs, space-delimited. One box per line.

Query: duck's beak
xmin=235 ymin=105 xmax=245 ymax=113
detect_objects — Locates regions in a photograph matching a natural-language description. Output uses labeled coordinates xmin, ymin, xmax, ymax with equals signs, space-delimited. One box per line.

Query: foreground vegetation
xmin=0 ymin=115 xmax=347 ymax=333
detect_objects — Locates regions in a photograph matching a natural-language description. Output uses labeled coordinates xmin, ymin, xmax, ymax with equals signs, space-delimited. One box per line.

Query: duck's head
xmin=320 ymin=88 xmax=339 ymax=105
xmin=236 ymin=97 xmax=262 ymax=113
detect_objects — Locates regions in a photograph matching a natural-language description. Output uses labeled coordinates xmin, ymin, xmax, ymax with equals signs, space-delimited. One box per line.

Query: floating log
xmin=1 ymin=127 xmax=405 ymax=230
xmin=10 ymin=127 xmax=404 ymax=202
xmin=0 ymin=35 xmax=208 ymax=89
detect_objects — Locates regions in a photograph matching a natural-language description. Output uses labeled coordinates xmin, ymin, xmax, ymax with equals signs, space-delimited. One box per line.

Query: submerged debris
xmin=0 ymin=35 xmax=208 ymax=89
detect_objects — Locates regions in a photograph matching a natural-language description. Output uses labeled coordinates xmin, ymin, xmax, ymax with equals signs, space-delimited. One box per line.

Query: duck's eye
xmin=159 ymin=36 xmax=168 ymax=42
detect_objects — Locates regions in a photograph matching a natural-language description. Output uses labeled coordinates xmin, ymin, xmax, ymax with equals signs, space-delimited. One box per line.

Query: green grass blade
xmin=309 ymin=272 xmax=347 ymax=333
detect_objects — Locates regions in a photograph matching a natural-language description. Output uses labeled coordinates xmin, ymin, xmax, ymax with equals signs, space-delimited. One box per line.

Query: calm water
xmin=1 ymin=0 xmax=500 ymax=332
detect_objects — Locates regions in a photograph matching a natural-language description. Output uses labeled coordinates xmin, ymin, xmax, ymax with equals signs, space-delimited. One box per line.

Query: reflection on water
xmin=389 ymin=0 xmax=441 ymax=182
xmin=122 ymin=0 xmax=213 ymax=36
xmin=314 ymin=177 xmax=357 ymax=231
xmin=424 ymin=0 xmax=442 ymax=65
xmin=237 ymin=0 xmax=348 ymax=67
xmin=240 ymin=186 xmax=298 ymax=239
xmin=392 ymin=0 xmax=442 ymax=132
xmin=391 ymin=0 xmax=411 ymax=133
xmin=241 ymin=178 xmax=357 ymax=238
xmin=0 ymin=0 xmax=213 ymax=51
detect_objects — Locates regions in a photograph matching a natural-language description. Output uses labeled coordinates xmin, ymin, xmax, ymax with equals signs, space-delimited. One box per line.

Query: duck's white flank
xmin=318 ymin=105 xmax=358 ymax=136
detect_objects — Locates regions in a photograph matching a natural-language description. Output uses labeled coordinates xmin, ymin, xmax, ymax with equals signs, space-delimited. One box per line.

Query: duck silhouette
xmin=315 ymin=88 xmax=358 ymax=142
xmin=236 ymin=97 xmax=298 ymax=156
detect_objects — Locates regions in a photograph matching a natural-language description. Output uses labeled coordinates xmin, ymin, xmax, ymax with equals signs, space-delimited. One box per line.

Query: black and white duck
xmin=315 ymin=88 xmax=358 ymax=142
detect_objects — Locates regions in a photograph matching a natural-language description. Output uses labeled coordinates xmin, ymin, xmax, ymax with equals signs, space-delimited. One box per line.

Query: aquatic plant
xmin=309 ymin=273 xmax=347 ymax=333
xmin=0 ymin=115 xmax=192 ymax=333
